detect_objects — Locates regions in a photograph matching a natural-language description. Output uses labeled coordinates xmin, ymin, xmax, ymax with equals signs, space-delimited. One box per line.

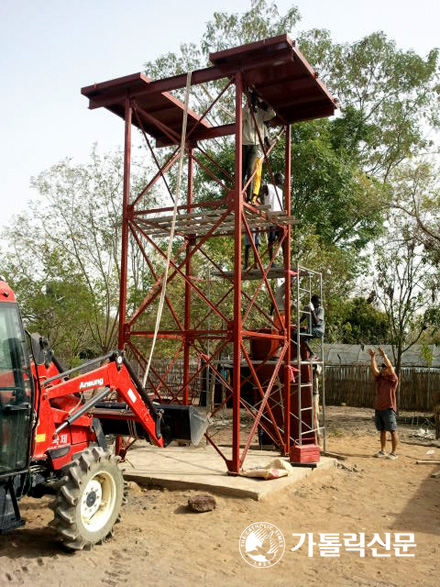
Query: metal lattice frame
xmin=83 ymin=36 xmax=337 ymax=473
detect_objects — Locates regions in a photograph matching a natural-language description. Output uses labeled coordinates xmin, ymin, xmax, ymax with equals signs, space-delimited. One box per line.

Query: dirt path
xmin=1 ymin=407 xmax=439 ymax=587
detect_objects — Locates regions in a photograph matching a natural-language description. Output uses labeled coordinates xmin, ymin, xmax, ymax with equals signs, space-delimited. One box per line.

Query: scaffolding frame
xmin=82 ymin=35 xmax=337 ymax=473
xmin=293 ymin=266 xmax=326 ymax=451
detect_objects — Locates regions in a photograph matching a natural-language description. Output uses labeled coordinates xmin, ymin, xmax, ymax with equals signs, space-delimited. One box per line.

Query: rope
xmin=142 ymin=71 xmax=192 ymax=389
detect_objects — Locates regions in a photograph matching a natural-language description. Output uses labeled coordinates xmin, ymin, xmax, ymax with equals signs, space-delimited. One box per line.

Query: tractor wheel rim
xmin=81 ymin=471 xmax=116 ymax=532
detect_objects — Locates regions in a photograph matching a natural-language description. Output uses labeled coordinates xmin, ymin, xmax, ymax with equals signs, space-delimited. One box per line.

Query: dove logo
xmin=239 ymin=522 xmax=285 ymax=568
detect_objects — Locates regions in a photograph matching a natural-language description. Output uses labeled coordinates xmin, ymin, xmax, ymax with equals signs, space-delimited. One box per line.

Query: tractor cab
xmin=0 ymin=280 xmax=34 ymax=479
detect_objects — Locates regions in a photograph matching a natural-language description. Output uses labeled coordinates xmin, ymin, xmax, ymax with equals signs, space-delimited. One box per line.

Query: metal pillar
xmin=283 ymin=124 xmax=292 ymax=452
xmin=118 ymin=98 xmax=132 ymax=350
xmin=183 ymin=147 xmax=193 ymax=405
xmin=231 ymin=72 xmax=243 ymax=473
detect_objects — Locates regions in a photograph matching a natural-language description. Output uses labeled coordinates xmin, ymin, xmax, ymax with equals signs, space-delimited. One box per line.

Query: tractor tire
xmin=51 ymin=447 xmax=124 ymax=550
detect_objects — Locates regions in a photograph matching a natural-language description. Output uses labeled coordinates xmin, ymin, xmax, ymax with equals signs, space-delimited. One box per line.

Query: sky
xmin=1 ymin=0 xmax=439 ymax=232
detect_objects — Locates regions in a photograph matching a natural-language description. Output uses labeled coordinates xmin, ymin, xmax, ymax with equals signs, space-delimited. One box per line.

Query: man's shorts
xmin=375 ymin=408 xmax=397 ymax=432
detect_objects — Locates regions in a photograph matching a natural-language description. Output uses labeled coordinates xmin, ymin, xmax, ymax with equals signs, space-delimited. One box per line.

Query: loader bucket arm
xmin=42 ymin=352 xmax=164 ymax=448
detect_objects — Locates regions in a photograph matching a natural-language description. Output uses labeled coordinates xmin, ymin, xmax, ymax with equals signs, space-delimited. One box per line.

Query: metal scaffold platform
xmin=82 ymin=34 xmax=337 ymax=473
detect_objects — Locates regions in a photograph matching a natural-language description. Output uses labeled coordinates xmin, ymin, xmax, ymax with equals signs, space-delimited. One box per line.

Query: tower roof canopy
xmin=82 ymin=34 xmax=337 ymax=146
xmin=209 ymin=34 xmax=337 ymax=124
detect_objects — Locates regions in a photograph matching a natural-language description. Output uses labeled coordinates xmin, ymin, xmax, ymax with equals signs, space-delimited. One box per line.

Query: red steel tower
xmin=82 ymin=35 xmax=337 ymax=473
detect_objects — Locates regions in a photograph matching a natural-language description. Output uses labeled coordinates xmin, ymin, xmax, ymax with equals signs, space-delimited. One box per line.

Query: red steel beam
xmin=231 ymin=72 xmax=243 ymax=474
xmin=128 ymin=205 xmax=233 ymax=326
xmin=190 ymin=152 xmax=231 ymax=192
xmin=241 ymin=213 xmax=283 ymax=326
xmin=129 ymin=223 xmax=184 ymax=332
xmin=149 ymin=343 xmax=184 ymax=399
xmin=127 ymin=236 xmax=188 ymax=327
xmin=194 ymin=248 xmax=276 ymax=331
xmin=284 ymin=124 xmax=292 ymax=452
xmin=133 ymin=104 xmax=177 ymax=205
xmin=129 ymin=329 xmax=227 ymax=339
xmin=173 ymin=123 xmax=236 ymax=144
xmin=140 ymin=230 xmax=230 ymax=324
xmin=240 ymin=342 xmax=287 ymax=465
xmin=88 ymin=37 xmax=335 ymax=473
xmin=133 ymin=102 xmax=181 ymax=146
xmin=83 ymin=66 xmax=226 ymax=109
xmin=126 ymin=341 xmax=164 ymax=403
xmin=131 ymin=148 xmax=181 ymax=209
xmin=134 ymin=197 xmax=226 ymax=217
xmin=118 ymin=97 xmax=132 ymax=349
xmin=183 ymin=149 xmax=194 ymax=405
xmin=195 ymin=143 xmax=234 ymax=183
xmin=157 ymin=79 xmax=234 ymax=147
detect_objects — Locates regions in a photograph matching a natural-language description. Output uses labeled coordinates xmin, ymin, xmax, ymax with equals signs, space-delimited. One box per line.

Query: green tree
xmin=374 ymin=215 xmax=433 ymax=384
xmin=2 ymin=148 xmax=161 ymax=363
xmin=387 ymin=160 xmax=440 ymax=349
xmin=4 ymin=260 xmax=97 ymax=364
xmin=144 ymin=1 xmax=301 ymax=79
xmin=299 ymin=30 xmax=440 ymax=181
xmin=329 ymin=296 xmax=389 ymax=345
xmin=391 ymin=161 xmax=440 ymax=265
xmin=143 ymin=1 xmax=440 ymax=265
xmin=287 ymin=120 xmax=385 ymax=251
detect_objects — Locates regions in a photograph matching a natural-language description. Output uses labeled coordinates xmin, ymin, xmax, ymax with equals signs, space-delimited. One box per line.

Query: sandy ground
xmin=1 ymin=406 xmax=439 ymax=587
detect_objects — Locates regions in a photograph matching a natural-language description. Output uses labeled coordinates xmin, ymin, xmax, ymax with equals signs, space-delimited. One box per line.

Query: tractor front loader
xmin=0 ymin=278 xmax=207 ymax=549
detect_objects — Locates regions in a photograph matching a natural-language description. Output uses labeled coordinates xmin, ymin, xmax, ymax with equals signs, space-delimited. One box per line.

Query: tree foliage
xmin=391 ymin=161 xmax=440 ymax=265
xmin=328 ymin=296 xmax=389 ymax=345
xmin=374 ymin=214 xmax=434 ymax=379
xmin=143 ymin=0 xmax=440 ymax=282
xmin=144 ymin=1 xmax=301 ymax=78
xmin=299 ymin=30 xmax=440 ymax=180
xmin=2 ymin=148 xmax=160 ymax=363
xmin=3 ymin=1 xmax=440 ymax=360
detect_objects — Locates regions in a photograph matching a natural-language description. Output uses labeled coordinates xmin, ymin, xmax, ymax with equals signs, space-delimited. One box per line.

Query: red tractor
xmin=0 ymin=279 xmax=205 ymax=549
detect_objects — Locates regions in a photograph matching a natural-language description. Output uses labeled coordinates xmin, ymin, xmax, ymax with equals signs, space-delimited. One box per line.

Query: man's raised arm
xmin=378 ymin=346 xmax=395 ymax=375
xmin=368 ymin=348 xmax=380 ymax=377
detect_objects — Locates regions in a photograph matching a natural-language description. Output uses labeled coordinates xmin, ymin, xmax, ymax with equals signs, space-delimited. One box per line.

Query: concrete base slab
xmin=123 ymin=443 xmax=335 ymax=500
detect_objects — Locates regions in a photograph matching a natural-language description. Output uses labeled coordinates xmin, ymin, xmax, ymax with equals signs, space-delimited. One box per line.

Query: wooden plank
xmin=136 ymin=209 xmax=299 ymax=225
xmin=133 ymin=212 xmax=299 ymax=237
xmin=135 ymin=209 xmax=296 ymax=227
xmin=212 ymin=267 xmax=294 ymax=280
xmin=137 ymin=208 xmax=230 ymax=224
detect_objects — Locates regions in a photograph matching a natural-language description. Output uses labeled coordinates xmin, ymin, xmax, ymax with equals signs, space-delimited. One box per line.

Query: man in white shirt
xmin=261 ymin=172 xmax=284 ymax=264
xmin=242 ymin=92 xmax=275 ymax=201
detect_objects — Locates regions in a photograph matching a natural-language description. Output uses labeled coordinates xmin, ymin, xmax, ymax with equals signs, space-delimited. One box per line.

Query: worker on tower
xmin=244 ymin=229 xmax=261 ymax=269
xmin=261 ymin=172 xmax=284 ymax=264
xmin=242 ymin=91 xmax=275 ymax=202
